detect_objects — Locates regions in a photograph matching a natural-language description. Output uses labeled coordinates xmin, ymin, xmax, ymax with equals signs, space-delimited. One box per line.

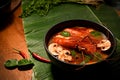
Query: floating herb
xmin=60 ymin=31 xmax=70 ymax=37
xmin=93 ymin=52 xmax=102 ymax=61
xmin=70 ymin=50 xmax=76 ymax=57
xmin=84 ymin=55 xmax=92 ymax=62
xmin=80 ymin=61 xmax=86 ymax=65
xmin=80 ymin=54 xmax=92 ymax=65
xmin=90 ymin=31 xmax=102 ymax=37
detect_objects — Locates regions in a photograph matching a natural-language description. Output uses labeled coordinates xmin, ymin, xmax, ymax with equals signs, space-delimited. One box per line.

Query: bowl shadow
xmin=51 ymin=61 xmax=117 ymax=80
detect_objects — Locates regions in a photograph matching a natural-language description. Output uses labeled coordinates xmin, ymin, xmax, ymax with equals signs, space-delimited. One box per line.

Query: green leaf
xmin=60 ymin=31 xmax=70 ymax=37
xmin=80 ymin=54 xmax=92 ymax=65
xmin=84 ymin=55 xmax=92 ymax=63
xmin=21 ymin=0 xmax=102 ymax=17
xmin=70 ymin=50 xmax=76 ymax=57
xmin=4 ymin=59 xmax=18 ymax=68
xmin=80 ymin=61 xmax=86 ymax=65
xmin=93 ymin=52 xmax=102 ymax=61
xmin=18 ymin=59 xmax=34 ymax=66
xmin=90 ymin=31 xmax=102 ymax=37
xmin=22 ymin=1 xmax=120 ymax=80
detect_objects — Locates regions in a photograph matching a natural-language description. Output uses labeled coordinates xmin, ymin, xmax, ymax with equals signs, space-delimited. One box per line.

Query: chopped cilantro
xmin=80 ymin=54 xmax=92 ymax=65
xmin=60 ymin=31 xmax=70 ymax=37
xmin=84 ymin=55 xmax=92 ymax=63
xmin=70 ymin=50 xmax=76 ymax=57
xmin=90 ymin=31 xmax=102 ymax=37
xmin=93 ymin=52 xmax=102 ymax=61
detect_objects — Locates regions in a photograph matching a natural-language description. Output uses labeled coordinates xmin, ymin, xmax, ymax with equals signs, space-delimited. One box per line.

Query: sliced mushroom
xmin=48 ymin=43 xmax=73 ymax=61
xmin=58 ymin=50 xmax=72 ymax=61
xmin=97 ymin=39 xmax=111 ymax=51
xmin=48 ymin=43 xmax=63 ymax=55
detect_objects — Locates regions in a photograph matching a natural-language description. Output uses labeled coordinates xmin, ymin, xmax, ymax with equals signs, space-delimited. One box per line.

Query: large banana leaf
xmin=22 ymin=1 xmax=120 ymax=80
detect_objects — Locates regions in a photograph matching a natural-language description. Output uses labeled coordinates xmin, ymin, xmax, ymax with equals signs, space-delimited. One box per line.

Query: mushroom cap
xmin=97 ymin=39 xmax=111 ymax=51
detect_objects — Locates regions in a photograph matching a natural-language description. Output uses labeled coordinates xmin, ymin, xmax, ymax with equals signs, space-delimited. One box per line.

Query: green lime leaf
xmin=60 ymin=31 xmax=70 ymax=37
xmin=80 ymin=55 xmax=92 ymax=65
xmin=84 ymin=55 xmax=92 ymax=63
xmin=70 ymin=50 xmax=76 ymax=57
xmin=80 ymin=61 xmax=86 ymax=65
xmin=18 ymin=59 xmax=34 ymax=66
xmin=4 ymin=59 xmax=18 ymax=68
xmin=93 ymin=52 xmax=102 ymax=61
xmin=90 ymin=31 xmax=102 ymax=37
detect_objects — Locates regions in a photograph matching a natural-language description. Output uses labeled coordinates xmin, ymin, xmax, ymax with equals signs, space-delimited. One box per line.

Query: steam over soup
xmin=48 ymin=27 xmax=111 ymax=65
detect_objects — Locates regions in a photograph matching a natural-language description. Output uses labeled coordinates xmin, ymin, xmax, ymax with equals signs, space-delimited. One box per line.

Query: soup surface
xmin=48 ymin=27 xmax=111 ymax=65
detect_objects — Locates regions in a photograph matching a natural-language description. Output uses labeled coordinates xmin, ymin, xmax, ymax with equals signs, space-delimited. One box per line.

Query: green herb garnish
xmin=21 ymin=0 xmax=103 ymax=17
xmin=80 ymin=54 xmax=92 ymax=65
xmin=4 ymin=59 xmax=18 ymax=68
xmin=84 ymin=55 xmax=92 ymax=63
xmin=93 ymin=52 xmax=102 ymax=61
xmin=60 ymin=31 xmax=70 ymax=37
xmin=18 ymin=59 xmax=34 ymax=66
xmin=4 ymin=59 xmax=34 ymax=69
xmin=90 ymin=31 xmax=102 ymax=37
xmin=80 ymin=61 xmax=86 ymax=65
xmin=70 ymin=50 xmax=76 ymax=57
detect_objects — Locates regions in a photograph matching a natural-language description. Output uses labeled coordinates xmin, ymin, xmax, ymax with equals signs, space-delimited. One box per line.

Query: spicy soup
xmin=48 ymin=27 xmax=111 ymax=65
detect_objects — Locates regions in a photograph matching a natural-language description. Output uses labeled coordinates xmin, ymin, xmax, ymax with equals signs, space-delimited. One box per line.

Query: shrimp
xmin=64 ymin=27 xmax=93 ymax=37
xmin=52 ymin=35 xmax=78 ymax=48
xmin=51 ymin=27 xmax=94 ymax=49
xmin=77 ymin=36 xmax=97 ymax=54
xmin=78 ymin=43 xmax=97 ymax=54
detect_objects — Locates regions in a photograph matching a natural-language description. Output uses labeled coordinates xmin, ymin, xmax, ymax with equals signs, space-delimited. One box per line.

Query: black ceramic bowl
xmin=44 ymin=20 xmax=116 ymax=71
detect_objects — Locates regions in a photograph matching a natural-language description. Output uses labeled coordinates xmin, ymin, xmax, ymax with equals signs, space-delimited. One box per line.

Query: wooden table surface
xmin=0 ymin=1 xmax=120 ymax=80
xmin=0 ymin=2 xmax=32 ymax=80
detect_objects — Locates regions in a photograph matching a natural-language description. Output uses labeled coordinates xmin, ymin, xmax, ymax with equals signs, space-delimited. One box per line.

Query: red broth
xmin=48 ymin=27 xmax=111 ymax=65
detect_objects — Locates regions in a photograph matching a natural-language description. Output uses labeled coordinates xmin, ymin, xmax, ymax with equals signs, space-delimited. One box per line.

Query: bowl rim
xmin=44 ymin=19 xmax=117 ymax=66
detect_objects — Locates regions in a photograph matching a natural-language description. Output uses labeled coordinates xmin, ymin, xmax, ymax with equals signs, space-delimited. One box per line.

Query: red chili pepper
xmin=31 ymin=52 xmax=51 ymax=63
xmin=13 ymin=48 xmax=28 ymax=59
xmin=28 ymin=50 xmax=51 ymax=63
